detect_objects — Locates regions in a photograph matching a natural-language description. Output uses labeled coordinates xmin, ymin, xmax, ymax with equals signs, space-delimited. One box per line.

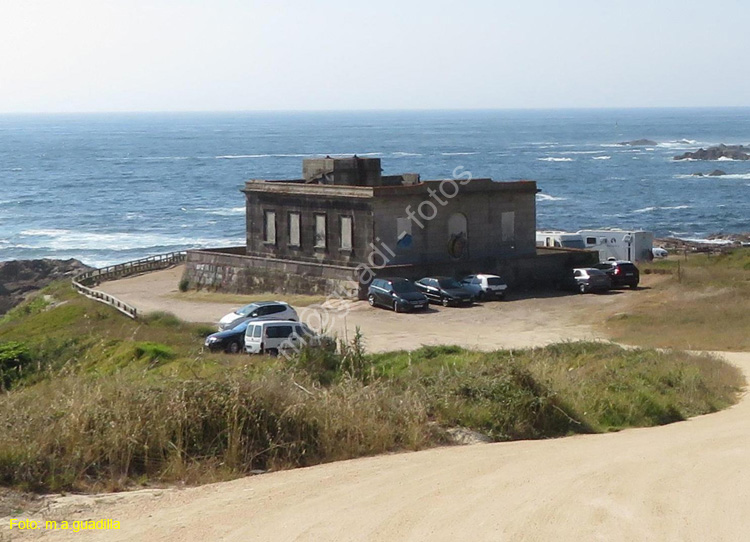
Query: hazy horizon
xmin=2 ymin=0 xmax=749 ymax=114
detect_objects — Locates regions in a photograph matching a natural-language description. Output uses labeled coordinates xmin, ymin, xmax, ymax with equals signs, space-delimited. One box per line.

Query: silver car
xmin=217 ymin=301 xmax=298 ymax=331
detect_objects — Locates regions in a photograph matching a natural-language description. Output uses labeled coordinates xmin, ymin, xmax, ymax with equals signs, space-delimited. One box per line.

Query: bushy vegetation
xmin=608 ymin=248 xmax=750 ymax=350
xmin=0 ymin=280 xmax=743 ymax=492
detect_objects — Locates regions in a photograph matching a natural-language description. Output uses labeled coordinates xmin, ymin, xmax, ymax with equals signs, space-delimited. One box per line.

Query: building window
xmin=340 ymin=216 xmax=353 ymax=250
xmin=501 ymin=212 xmax=515 ymax=243
xmin=314 ymin=213 xmax=327 ymax=249
xmin=288 ymin=212 xmax=301 ymax=247
xmin=264 ymin=210 xmax=276 ymax=245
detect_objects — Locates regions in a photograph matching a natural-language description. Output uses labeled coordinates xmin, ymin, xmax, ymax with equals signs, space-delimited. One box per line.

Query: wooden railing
xmin=72 ymin=251 xmax=186 ymax=319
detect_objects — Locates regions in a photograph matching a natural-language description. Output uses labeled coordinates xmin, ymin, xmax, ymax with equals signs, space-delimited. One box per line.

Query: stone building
xmin=184 ymin=157 xmax=593 ymax=297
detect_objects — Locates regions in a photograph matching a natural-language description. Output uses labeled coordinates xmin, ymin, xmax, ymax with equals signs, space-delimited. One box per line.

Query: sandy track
xmin=89 ymin=265 xmax=648 ymax=351
xmin=6 ymin=352 xmax=749 ymax=541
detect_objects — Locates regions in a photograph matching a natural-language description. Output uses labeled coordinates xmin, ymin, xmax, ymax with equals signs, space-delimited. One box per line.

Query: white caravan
xmin=578 ymin=229 xmax=654 ymax=262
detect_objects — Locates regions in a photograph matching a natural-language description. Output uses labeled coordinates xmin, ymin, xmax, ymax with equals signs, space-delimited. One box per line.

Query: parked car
xmin=218 ymin=301 xmax=298 ymax=331
xmin=570 ymin=268 xmax=611 ymax=294
xmin=593 ymin=260 xmax=640 ymax=289
xmin=204 ymin=320 xmax=250 ymax=353
xmin=368 ymin=277 xmax=429 ymax=312
xmin=652 ymin=247 xmax=668 ymax=258
xmin=244 ymin=320 xmax=330 ymax=355
xmin=460 ymin=274 xmax=508 ymax=301
xmin=415 ymin=276 xmax=474 ymax=306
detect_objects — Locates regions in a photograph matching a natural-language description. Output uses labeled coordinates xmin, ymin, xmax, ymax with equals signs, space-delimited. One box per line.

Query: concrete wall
xmin=371 ymin=179 xmax=537 ymax=268
xmin=244 ymin=186 xmax=375 ymax=268
xmin=184 ymin=249 xmax=361 ymax=298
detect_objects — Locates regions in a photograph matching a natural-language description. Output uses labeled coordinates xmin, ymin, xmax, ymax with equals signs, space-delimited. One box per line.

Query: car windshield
xmin=231 ymin=321 xmax=250 ymax=332
xmin=561 ymin=239 xmax=586 ymax=249
xmin=391 ymin=280 xmax=418 ymax=294
xmin=438 ymin=278 xmax=462 ymax=289
xmin=236 ymin=303 xmax=260 ymax=317
xmin=587 ymin=269 xmax=606 ymax=276
xmin=487 ymin=277 xmax=504 ymax=285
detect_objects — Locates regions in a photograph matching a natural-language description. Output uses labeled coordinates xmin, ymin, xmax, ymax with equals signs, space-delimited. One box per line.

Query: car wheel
xmin=227 ymin=341 xmax=240 ymax=354
xmin=265 ymin=348 xmax=279 ymax=357
xmin=579 ymin=283 xmax=587 ymax=294
xmin=368 ymin=294 xmax=376 ymax=307
xmin=441 ymin=297 xmax=450 ymax=307
xmin=630 ymin=283 xmax=638 ymax=290
xmin=476 ymin=291 xmax=485 ymax=301
xmin=393 ymin=301 xmax=401 ymax=313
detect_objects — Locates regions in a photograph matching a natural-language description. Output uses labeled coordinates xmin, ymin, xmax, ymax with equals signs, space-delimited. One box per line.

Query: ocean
xmin=1 ymin=108 xmax=748 ymax=267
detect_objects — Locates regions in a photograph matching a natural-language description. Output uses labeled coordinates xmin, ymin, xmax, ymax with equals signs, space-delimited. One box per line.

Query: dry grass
xmin=0 ymin=279 xmax=744 ymax=493
xmin=605 ymin=249 xmax=750 ymax=351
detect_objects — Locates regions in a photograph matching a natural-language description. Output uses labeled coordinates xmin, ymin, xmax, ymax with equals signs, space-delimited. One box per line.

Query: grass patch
xmin=0 ymin=280 xmax=744 ymax=492
xmin=606 ymin=249 xmax=750 ymax=350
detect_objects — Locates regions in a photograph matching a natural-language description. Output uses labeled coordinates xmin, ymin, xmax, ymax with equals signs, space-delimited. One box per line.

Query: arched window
xmin=447 ymin=213 xmax=468 ymax=259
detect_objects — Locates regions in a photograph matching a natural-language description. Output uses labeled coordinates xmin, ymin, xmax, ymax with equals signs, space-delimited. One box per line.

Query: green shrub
xmin=0 ymin=341 xmax=33 ymax=390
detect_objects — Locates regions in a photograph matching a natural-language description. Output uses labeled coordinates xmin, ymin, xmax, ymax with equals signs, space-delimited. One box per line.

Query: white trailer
xmin=577 ymin=229 xmax=654 ymax=262
xmin=536 ymin=231 xmax=586 ymax=250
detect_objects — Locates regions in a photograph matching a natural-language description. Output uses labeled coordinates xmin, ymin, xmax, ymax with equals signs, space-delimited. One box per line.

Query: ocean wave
xmin=557 ymin=150 xmax=606 ymax=155
xmin=593 ymin=156 xmax=611 ymax=160
xmin=675 ymin=173 xmax=750 ymax=180
xmin=441 ymin=152 xmax=477 ymax=156
xmin=141 ymin=156 xmax=190 ymax=161
xmin=538 ymin=157 xmax=574 ymax=162
xmin=199 ymin=207 xmax=245 ymax=216
xmin=17 ymin=228 xmax=243 ymax=252
xmin=676 ymin=237 xmax=735 ymax=245
xmin=216 ymin=153 xmax=315 ymax=159
xmin=536 ymin=194 xmax=567 ymax=201
xmin=392 ymin=152 xmax=422 ymax=157
xmin=632 ymin=205 xmax=692 ymax=214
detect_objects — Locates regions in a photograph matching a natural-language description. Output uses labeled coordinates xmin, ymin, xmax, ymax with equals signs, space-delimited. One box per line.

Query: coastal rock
xmin=0 ymin=259 xmax=91 ymax=315
xmin=692 ymin=170 xmax=728 ymax=177
xmin=675 ymin=144 xmax=750 ymax=161
xmin=619 ymin=139 xmax=658 ymax=147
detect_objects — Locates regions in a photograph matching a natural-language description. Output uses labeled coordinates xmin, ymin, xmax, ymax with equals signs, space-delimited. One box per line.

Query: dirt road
xmin=90 ymin=265 xmax=648 ymax=351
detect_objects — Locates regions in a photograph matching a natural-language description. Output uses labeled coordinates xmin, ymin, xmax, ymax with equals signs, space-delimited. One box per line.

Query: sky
xmin=1 ymin=0 xmax=749 ymax=113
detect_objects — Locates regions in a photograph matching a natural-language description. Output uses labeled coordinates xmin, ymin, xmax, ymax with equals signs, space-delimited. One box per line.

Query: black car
xmin=204 ymin=320 xmax=249 ymax=353
xmin=368 ymin=278 xmax=429 ymax=312
xmin=593 ymin=260 xmax=640 ymax=289
xmin=570 ymin=268 xmax=611 ymax=294
xmin=415 ymin=277 xmax=474 ymax=306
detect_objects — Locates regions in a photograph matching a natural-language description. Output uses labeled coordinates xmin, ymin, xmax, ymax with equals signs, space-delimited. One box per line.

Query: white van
xmin=244 ymin=320 xmax=314 ymax=355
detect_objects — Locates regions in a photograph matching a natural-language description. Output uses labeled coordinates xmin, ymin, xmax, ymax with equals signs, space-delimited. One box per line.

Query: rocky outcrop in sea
xmin=675 ymin=144 xmax=750 ymax=161
xmin=619 ymin=139 xmax=658 ymax=146
xmin=0 ymin=259 xmax=91 ymax=315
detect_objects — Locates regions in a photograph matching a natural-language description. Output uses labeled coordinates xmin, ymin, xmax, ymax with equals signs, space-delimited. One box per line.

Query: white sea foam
xmin=557 ymin=150 xmax=606 ymax=155
xmin=200 ymin=207 xmax=245 ymax=216
xmin=593 ymin=156 xmax=611 ymax=160
xmin=677 ymin=237 xmax=735 ymax=246
xmin=536 ymin=194 xmax=567 ymax=201
xmin=538 ymin=157 xmax=574 ymax=162
xmin=675 ymin=173 xmax=750 ymax=180
xmin=441 ymin=152 xmax=477 ymax=156
xmin=632 ymin=205 xmax=692 ymax=214
xmin=717 ymin=156 xmax=738 ymax=161
xmin=18 ymin=228 xmax=243 ymax=252
xmin=216 ymin=153 xmax=316 ymax=159
xmin=392 ymin=152 xmax=422 ymax=157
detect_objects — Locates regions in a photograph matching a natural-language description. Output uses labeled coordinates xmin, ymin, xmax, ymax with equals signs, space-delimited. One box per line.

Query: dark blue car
xmin=204 ymin=320 xmax=249 ymax=353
